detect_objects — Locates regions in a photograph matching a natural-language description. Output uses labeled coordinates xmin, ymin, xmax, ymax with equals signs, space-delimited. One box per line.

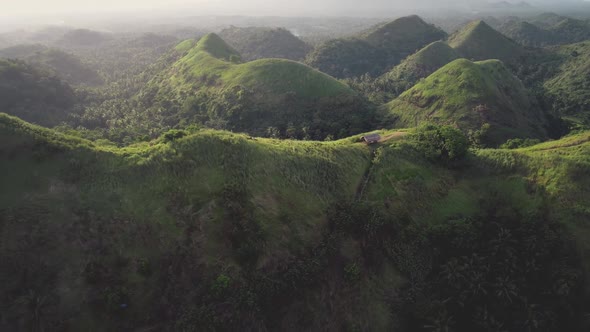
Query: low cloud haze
xmin=3 ymin=0 xmax=589 ymax=18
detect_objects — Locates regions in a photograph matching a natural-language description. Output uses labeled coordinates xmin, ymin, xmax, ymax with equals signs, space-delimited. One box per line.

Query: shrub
xmin=162 ymin=129 xmax=187 ymax=142
xmin=411 ymin=124 xmax=469 ymax=163
xmin=500 ymin=138 xmax=541 ymax=149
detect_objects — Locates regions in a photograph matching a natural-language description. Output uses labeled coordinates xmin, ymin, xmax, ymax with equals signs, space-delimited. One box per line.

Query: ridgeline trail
xmin=353 ymin=131 xmax=407 ymax=202
xmin=354 ymin=145 xmax=378 ymax=202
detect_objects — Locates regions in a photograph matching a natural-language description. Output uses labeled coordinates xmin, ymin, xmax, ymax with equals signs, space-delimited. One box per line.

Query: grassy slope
xmin=378 ymin=41 xmax=460 ymax=93
xmin=448 ymin=20 xmax=525 ymax=63
xmin=385 ymin=59 xmax=547 ymax=144
xmin=1 ymin=113 xmax=590 ymax=329
xmin=168 ymin=33 xmax=351 ymax=98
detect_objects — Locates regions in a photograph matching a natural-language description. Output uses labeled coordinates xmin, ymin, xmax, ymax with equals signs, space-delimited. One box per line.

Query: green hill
xmin=376 ymin=41 xmax=460 ymax=98
xmin=542 ymin=42 xmax=590 ymax=124
xmin=0 ymin=44 xmax=104 ymax=86
xmin=499 ymin=14 xmax=590 ymax=47
xmin=219 ymin=27 xmax=311 ymax=61
xmin=142 ymin=33 xmax=375 ymax=140
xmin=385 ymin=59 xmax=549 ymax=145
xmin=448 ymin=20 xmax=525 ymax=64
xmin=498 ymin=21 xmax=556 ymax=47
xmin=1 ymin=113 xmax=589 ymax=330
xmin=0 ymin=59 xmax=77 ymax=126
xmin=305 ymin=15 xmax=447 ymax=78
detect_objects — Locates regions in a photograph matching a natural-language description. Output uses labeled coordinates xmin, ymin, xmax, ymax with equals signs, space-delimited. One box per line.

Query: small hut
xmin=361 ymin=133 xmax=381 ymax=144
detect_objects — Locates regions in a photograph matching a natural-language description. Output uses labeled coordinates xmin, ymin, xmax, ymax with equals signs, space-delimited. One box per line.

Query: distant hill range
xmin=0 ymin=44 xmax=103 ymax=86
xmin=219 ymin=27 xmax=311 ymax=61
xmin=0 ymin=58 xmax=77 ymax=126
xmin=499 ymin=13 xmax=590 ymax=47
xmin=305 ymin=15 xmax=447 ymax=78
xmin=374 ymin=20 xmax=526 ymax=101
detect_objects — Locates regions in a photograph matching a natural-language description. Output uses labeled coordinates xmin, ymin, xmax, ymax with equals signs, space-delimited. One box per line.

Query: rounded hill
xmin=448 ymin=20 xmax=525 ymax=64
xmin=142 ymin=33 xmax=375 ymax=140
xmin=385 ymin=58 xmax=550 ymax=145
xmin=377 ymin=41 xmax=460 ymax=97
xmin=219 ymin=27 xmax=310 ymax=61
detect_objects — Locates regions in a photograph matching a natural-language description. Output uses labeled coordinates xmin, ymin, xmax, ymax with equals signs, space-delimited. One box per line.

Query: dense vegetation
xmin=0 ymin=59 xmax=77 ymax=126
xmin=0 ymin=44 xmax=103 ymax=86
xmin=1 ymin=114 xmax=589 ymax=330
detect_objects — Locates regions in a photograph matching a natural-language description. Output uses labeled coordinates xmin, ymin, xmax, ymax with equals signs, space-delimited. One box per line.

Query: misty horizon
xmin=3 ymin=0 xmax=590 ymax=19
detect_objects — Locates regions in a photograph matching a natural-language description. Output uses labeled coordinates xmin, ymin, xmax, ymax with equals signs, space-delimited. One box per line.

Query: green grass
xmin=385 ymin=58 xmax=548 ymax=145
xmin=170 ymin=33 xmax=352 ymax=98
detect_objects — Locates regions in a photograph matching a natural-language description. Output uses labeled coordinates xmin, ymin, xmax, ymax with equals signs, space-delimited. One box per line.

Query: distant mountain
xmin=0 ymin=59 xmax=77 ymax=126
xmin=0 ymin=44 xmax=103 ymax=86
xmin=448 ymin=20 xmax=525 ymax=64
xmin=219 ymin=27 xmax=311 ymax=61
xmin=385 ymin=59 xmax=549 ymax=145
xmin=141 ymin=33 xmax=374 ymax=140
xmin=498 ymin=20 xmax=555 ymax=47
xmin=305 ymin=15 xmax=447 ymax=78
xmin=487 ymin=1 xmax=533 ymax=9
xmin=499 ymin=13 xmax=590 ymax=46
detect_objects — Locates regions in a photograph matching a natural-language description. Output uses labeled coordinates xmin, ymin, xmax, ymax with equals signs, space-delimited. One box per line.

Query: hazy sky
xmin=3 ymin=0 xmax=587 ymax=17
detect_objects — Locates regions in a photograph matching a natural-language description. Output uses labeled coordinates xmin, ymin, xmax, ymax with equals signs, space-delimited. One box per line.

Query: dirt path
xmin=354 ymin=146 xmax=377 ymax=202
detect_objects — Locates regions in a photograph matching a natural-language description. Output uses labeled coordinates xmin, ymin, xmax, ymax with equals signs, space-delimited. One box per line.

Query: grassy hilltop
xmin=385 ymin=59 xmax=549 ymax=145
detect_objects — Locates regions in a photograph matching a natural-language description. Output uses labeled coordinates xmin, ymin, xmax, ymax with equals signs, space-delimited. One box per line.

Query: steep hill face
xmin=498 ymin=21 xmax=556 ymax=47
xmin=361 ymin=15 xmax=448 ymax=53
xmin=1 ymin=114 xmax=589 ymax=331
xmin=305 ymin=15 xmax=447 ymax=78
xmin=448 ymin=20 xmax=525 ymax=64
xmin=0 ymin=44 xmax=103 ymax=86
xmin=385 ymin=59 xmax=549 ymax=145
xmin=376 ymin=41 xmax=460 ymax=97
xmin=542 ymin=42 xmax=590 ymax=123
xmin=141 ymin=33 xmax=375 ymax=140
xmin=0 ymin=59 xmax=76 ymax=126
xmin=219 ymin=27 xmax=310 ymax=61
